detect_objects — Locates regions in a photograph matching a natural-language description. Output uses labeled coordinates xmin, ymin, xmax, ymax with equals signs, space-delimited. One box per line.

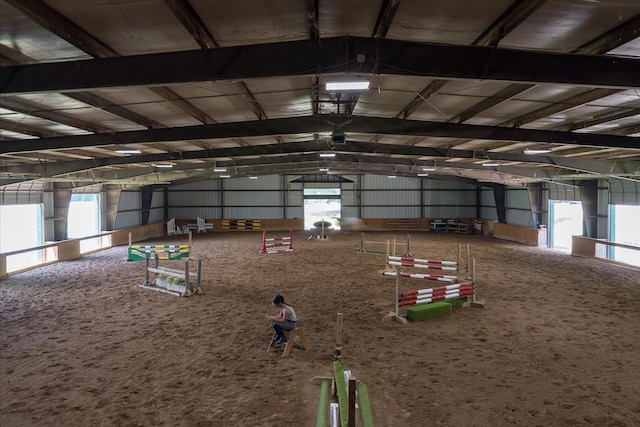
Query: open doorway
xmin=303 ymin=187 xmax=341 ymax=230
xmin=68 ymin=194 xmax=100 ymax=253
xmin=549 ymin=200 xmax=583 ymax=251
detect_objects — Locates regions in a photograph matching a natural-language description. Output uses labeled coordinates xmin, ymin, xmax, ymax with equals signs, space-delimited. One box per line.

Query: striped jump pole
xmin=384 ymin=253 xmax=478 ymax=323
xmin=260 ymin=229 xmax=294 ymax=254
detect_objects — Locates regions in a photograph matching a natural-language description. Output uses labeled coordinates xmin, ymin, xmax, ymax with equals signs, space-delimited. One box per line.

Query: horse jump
xmin=383 ymin=253 xmax=477 ymax=324
xmin=260 ymin=230 xmax=294 ymax=254
xmin=355 ymin=232 xmax=412 ymax=257
xmin=127 ymin=232 xmax=192 ymax=261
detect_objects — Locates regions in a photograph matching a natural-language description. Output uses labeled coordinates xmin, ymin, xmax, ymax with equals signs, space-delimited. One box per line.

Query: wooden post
xmin=334 ymin=313 xmax=343 ymax=360
xmin=348 ymin=378 xmax=357 ymax=427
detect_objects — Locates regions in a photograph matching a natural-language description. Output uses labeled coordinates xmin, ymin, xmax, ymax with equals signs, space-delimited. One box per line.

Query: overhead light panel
xmin=422 ymin=167 xmax=435 ymax=171
xmin=319 ymin=152 xmax=336 ymax=158
xmin=152 ymin=162 xmax=174 ymax=168
xmin=248 ymin=176 xmax=258 ymax=180
xmin=387 ymin=175 xmax=397 ymax=179
xmin=220 ymin=174 xmax=231 ymax=178
xmin=319 ymin=168 xmax=330 ymax=172
xmin=214 ymin=167 xmax=227 ymax=172
xmin=418 ymin=173 xmax=429 ymax=177
xmin=115 ymin=147 xmax=141 ymax=154
xmin=326 ymin=80 xmax=370 ymax=91
xmin=482 ymin=161 xmax=500 ymax=167
xmin=523 ymin=148 xmax=553 ymax=155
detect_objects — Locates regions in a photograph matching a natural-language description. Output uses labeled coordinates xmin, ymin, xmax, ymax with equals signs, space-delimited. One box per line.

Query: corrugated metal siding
xmin=148 ymin=190 xmax=164 ymax=224
xmin=172 ymin=181 xmax=221 ymax=191
xmin=225 ymin=175 xmax=282 ymax=190
xmin=362 ymin=206 xmax=421 ymax=218
xmin=170 ymin=207 xmax=222 ymax=219
xmin=224 ymin=191 xmax=281 ymax=206
xmin=506 ymin=188 xmax=534 ymax=227
xmin=608 ymin=179 xmax=639 ymax=205
xmin=547 ymin=183 xmax=580 ymax=201
xmin=115 ymin=191 xmax=141 ymax=229
xmin=225 ymin=207 xmax=283 ymax=219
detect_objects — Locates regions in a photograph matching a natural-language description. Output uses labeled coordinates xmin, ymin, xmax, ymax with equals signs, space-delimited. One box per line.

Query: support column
xmin=52 ymin=183 xmax=73 ymax=241
xmin=527 ymin=182 xmax=543 ymax=229
xmin=141 ymin=185 xmax=153 ymax=225
xmin=103 ymin=184 xmax=121 ymax=231
xmin=493 ymin=184 xmax=506 ymax=223
xmin=579 ymin=180 xmax=598 ymax=238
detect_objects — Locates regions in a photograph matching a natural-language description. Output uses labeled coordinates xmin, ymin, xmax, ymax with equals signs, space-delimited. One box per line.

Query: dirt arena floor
xmin=1 ymin=230 xmax=639 ymax=426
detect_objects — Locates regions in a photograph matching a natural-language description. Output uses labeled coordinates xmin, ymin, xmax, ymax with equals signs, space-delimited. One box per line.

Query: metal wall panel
xmin=224 ymin=207 xmax=283 ymax=219
xmin=548 ymin=183 xmax=580 ymax=201
xmin=172 ymin=181 xmax=221 ymax=191
xmin=224 ymin=191 xmax=282 ymax=206
xmin=225 ymin=175 xmax=282 ymax=190
xmin=115 ymin=191 xmax=141 ymax=229
xmin=608 ymin=179 xmax=639 ymax=205
xmin=148 ymin=191 xmax=164 ymax=224
xmin=170 ymin=207 xmax=222 ymax=219
xmin=362 ymin=206 xmax=421 ymax=218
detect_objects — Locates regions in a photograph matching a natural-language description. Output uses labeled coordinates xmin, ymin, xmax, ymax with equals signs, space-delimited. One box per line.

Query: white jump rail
xmin=140 ymin=256 xmax=202 ymax=297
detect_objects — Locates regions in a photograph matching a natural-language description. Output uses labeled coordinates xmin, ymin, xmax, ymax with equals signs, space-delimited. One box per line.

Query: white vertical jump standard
xmin=260 ymin=230 xmax=294 ymax=254
xmin=383 ymin=254 xmax=478 ymax=324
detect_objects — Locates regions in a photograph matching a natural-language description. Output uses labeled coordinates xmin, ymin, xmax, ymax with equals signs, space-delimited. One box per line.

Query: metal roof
xmin=1 ymin=0 xmax=639 ymax=189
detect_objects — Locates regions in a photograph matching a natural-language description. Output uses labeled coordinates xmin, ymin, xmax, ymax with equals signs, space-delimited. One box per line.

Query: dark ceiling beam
xmin=3 ymin=115 xmax=639 ymax=154
xmin=0 ymin=118 xmax=64 ymax=138
xmin=306 ymin=0 xmax=320 ymax=41
xmin=164 ymin=0 xmax=267 ymax=120
xmin=398 ymin=0 xmax=546 ymax=119
xmin=573 ymin=13 xmax=640 ymax=55
xmin=559 ymin=108 xmax=640 ymax=132
xmin=3 ymin=137 xmax=636 ymax=180
xmin=448 ymin=83 xmax=533 ymax=123
xmin=3 ymin=0 xmax=117 ymax=58
xmin=65 ymin=92 xmax=166 ymax=129
xmin=164 ymin=0 xmax=218 ymax=49
xmin=0 ymin=97 xmax=113 ymax=133
xmin=148 ymin=86 xmax=215 ymax=124
xmin=6 ymin=0 xmax=215 ymax=125
xmin=444 ymin=3 xmax=640 ymax=126
xmin=3 ymin=37 xmax=640 ymax=96
xmin=397 ymin=80 xmax=448 ymax=119
xmin=372 ymin=0 xmax=401 ymax=38
xmin=472 ymin=0 xmax=547 ymax=46
xmin=499 ymin=88 xmax=621 ymax=128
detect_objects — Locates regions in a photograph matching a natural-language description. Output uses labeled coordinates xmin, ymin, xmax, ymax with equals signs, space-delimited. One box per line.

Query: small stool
xmin=268 ymin=327 xmax=310 ymax=357
xmin=282 ymin=327 xmax=310 ymax=357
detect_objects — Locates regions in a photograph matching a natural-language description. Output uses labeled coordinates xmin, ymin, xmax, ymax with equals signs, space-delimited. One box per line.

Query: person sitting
xmin=266 ymin=294 xmax=296 ymax=345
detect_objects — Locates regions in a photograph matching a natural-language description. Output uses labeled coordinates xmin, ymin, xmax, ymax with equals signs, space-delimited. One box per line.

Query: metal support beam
xmin=3 ymin=37 xmax=640 ymax=95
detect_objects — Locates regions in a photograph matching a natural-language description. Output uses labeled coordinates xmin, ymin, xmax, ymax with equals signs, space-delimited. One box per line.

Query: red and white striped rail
xmin=384 ymin=253 xmax=477 ymax=324
xmin=260 ymin=230 xmax=294 ymax=254
xmin=399 ymin=282 xmax=473 ymax=307
xmin=383 ymin=271 xmax=457 ymax=282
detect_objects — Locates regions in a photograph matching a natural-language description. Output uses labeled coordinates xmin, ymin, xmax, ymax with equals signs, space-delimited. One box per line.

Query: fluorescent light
xmin=326 ymin=80 xmax=370 ymax=91
xmin=523 ymin=148 xmax=552 ymax=155
xmin=214 ymin=167 xmax=227 ymax=172
xmin=482 ymin=161 xmax=500 ymax=167
xmin=387 ymin=175 xmax=397 ymax=179
xmin=115 ymin=148 xmax=141 ymax=154
xmin=220 ymin=174 xmax=231 ymax=178
xmin=418 ymin=173 xmax=429 ymax=177
xmin=319 ymin=152 xmax=336 ymax=158
xmin=422 ymin=167 xmax=435 ymax=171
xmin=319 ymin=168 xmax=330 ymax=172
xmin=152 ymin=162 xmax=174 ymax=168
xmin=248 ymin=176 xmax=258 ymax=180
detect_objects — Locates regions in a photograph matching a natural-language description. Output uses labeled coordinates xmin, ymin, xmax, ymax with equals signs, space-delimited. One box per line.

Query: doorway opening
xmin=303 ymin=187 xmax=341 ymax=230
xmin=68 ymin=194 xmax=101 ymax=253
xmin=610 ymin=204 xmax=640 ymax=266
xmin=549 ymin=200 xmax=583 ymax=251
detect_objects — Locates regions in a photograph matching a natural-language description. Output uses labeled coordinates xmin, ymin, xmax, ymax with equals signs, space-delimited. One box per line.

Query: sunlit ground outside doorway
xmin=304 ymin=199 xmax=341 ymax=230
xmin=550 ymin=201 xmax=583 ymax=251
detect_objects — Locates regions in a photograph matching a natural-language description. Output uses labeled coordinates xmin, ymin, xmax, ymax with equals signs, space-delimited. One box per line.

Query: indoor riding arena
xmin=2 ymin=1 xmax=640 ymax=426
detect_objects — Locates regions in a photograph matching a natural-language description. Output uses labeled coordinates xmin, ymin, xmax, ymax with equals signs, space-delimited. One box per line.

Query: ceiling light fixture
xmin=326 ymin=80 xmax=370 ymax=91
xmin=214 ymin=167 xmax=227 ymax=172
xmin=523 ymin=148 xmax=553 ymax=155
xmin=220 ymin=174 xmax=231 ymax=178
xmin=422 ymin=166 xmax=436 ymax=171
xmin=418 ymin=173 xmax=429 ymax=177
xmin=115 ymin=147 xmax=141 ymax=154
xmin=388 ymin=175 xmax=397 ymax=179
xmin=152 ymin=162 xmax=174 ymax=168
xmin=248 ymin=176 xmax=258 ymax=180
xmin=319 ymin=167 xmax=330 ymax=172
xmin=319 ymin=152 xmax=336 ymax=158
xmin=482 ymin=161 xmax=500 ymax=167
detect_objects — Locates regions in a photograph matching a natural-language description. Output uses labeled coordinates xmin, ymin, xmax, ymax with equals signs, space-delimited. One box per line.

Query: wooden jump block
xmin=282 ymin=328 xmax=310 ymax=357
xmin=406 ymin=301 xmax=452 ymax=322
